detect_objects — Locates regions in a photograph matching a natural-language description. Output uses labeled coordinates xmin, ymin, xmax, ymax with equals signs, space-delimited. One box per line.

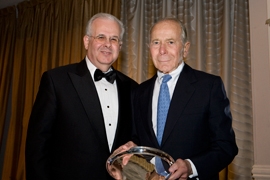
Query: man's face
xmin=83 ymin=18 xmax=122 ymax=71
xmin=149 ymin=20 xmax=190 ymax=74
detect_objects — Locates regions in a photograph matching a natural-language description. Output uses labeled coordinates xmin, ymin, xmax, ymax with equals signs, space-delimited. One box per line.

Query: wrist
xmin=184 ymin=159 xmax=193 ymax=175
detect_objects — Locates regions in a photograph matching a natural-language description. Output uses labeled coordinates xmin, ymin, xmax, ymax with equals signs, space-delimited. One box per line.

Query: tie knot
xmin=161 ymin=74 xmax=172 ymax=84
xmin=94 ymin=69 xmax=116 ymax=84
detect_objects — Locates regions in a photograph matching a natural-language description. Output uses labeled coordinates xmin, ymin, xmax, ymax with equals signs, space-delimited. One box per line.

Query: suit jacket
xmin=25 ymin=59 xmax=138 ymax=180
xmin=131 ymin=64 xmax=238 ymax=180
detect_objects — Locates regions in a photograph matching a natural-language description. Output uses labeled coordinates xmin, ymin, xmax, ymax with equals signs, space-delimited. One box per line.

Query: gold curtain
xmin=0 ymin=6 xmax=16 ymax=151
xmin=0 ymin=0 xmax=120 ymax=179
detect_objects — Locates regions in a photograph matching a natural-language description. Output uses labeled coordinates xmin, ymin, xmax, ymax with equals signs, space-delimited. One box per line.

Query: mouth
xmin=157 ymin=55 xmax=171 ymax=62
xmin=101 ymin=50 xmax=112 ymax=56
xmin=158 ymin=58 xmax=170 ymax=62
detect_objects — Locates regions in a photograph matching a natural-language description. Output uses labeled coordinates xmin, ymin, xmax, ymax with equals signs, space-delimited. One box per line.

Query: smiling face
xmin=149 ymin=20 xmax=190 ymax=74
xmin=83 ymin=18 xmax=122 ymax=72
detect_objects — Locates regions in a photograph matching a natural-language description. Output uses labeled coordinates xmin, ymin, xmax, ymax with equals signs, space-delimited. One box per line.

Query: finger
xmin=168 ymin=159 xmax=189 ymax=180
xmin=122 ymin=154 xmax=133 ymax=165
xmin=125 ymin=141 xmax=137 ymax=149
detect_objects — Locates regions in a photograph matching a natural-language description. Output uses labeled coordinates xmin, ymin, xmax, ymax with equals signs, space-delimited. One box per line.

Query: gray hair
xmin=85 ymin=13 xmax=125 ymax=40
xmin=149 ymin=17 xmax=188 ymax=44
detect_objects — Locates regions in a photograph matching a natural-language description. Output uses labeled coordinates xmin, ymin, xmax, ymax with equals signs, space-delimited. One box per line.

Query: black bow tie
xmin=94 ymin=69 xmax=116 ymax=84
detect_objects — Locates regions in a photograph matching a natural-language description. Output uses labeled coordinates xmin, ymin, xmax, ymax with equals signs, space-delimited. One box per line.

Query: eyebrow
xmin=151 ymin=38 xmax=175 ymax=41
xmin=96 ymin=34 xmax=120 ymax=38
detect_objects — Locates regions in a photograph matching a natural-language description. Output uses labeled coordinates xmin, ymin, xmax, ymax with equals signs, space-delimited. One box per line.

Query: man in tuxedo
xmin=25 ymin=13 xmax=138 ymax=180
xmin=117 ymin=17 xmax=238 ymax=180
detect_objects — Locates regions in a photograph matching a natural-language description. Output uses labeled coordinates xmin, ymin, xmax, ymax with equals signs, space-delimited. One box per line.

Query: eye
xmin=110 ymin=37 xmax=119 ymax=42
xmin=152 ymin=40 xmax=160 ymax=45
xmin=168 ymin=40 xmax=175 ymax=45
xmin=96 ymin=35 xmax=106 ymax=40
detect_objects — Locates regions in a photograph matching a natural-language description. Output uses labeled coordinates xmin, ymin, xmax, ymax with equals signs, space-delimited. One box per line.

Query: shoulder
xmin=115 ymin=70 xmax=138 ymax=87
xmin=42 ymin=60 xmax=87 ymax=78
xmin=45 ymin=62 xmax=79 ymax=75
xmin=139 ymin=75 xmax=156 ymax=87
xmin=39 ymin=61 xmax=84 ymax=86
xmin=183 ymin=64 xmax=222 ymax=83
xmin=133 ymin=75 xmax=156 ymax=94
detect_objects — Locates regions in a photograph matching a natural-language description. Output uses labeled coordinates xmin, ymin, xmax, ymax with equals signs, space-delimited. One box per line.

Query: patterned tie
xmin=157 ymin=74 xmax=172 ymax=145
xmin=155 ymin=74 xmax=172 ymax=178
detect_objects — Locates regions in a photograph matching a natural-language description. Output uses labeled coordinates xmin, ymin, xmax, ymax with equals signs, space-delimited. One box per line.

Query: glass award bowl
xmin=106 ymin=146 xmax=175 ymax=180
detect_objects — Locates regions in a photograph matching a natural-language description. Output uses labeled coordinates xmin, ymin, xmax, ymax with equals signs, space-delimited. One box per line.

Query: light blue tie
xmin=157 ymin=74 xmax=172 ymax=145
xmin=155 ymin=74 xmax=172 ymax=178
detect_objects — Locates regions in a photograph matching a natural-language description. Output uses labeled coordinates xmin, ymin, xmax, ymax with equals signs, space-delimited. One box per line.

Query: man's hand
xmin=113 ymin=141 xmax=136 ymax=165
xmin=107 ymin=141 xmax=137 ymax=179
xmin=112 ymin=141 xmax=136 ymax=155
xmin=167 ymin=159 xmax=192 ymax=180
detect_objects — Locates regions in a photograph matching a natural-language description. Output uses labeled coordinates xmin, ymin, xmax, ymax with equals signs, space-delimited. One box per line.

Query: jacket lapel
xmin=140 ymin=76 xmax=161 ymax=147
xmin=162 ymin=64 xmax=197 ymax=145
xmin=68 ymin=60 xmax=109 ymax=151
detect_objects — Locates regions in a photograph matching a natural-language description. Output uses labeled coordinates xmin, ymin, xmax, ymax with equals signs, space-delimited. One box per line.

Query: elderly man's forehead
xmin=151 ymin=20 xmax=182 ymax=34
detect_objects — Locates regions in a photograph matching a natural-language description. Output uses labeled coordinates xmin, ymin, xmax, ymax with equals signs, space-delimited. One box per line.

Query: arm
xmin=25 ymin=72 xmax=57 ymax=180
xmin=169 ymin=77 xmax=238 ymax=179
xmin=189 ymin=77 xmax=238 ymax=178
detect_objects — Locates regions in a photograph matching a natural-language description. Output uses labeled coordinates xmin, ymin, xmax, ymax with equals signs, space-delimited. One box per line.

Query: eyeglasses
xmin=89 ymin=35 xmax=121 ymax=45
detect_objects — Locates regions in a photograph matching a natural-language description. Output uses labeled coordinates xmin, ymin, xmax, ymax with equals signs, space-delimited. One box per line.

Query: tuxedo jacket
xmin=131 ymin=64 xmax=238 ymax=180
xmin=25 ymin=59 xmax=138 ymax=180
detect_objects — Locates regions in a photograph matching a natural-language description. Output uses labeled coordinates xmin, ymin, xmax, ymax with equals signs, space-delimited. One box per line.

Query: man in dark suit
xmin=115 ymin=17 xmax=238 ymax=180
xmin=25 ymin=13 xmax=138 ymax=180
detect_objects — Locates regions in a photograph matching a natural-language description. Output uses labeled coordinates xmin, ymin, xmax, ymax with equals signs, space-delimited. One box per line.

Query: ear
xmin=83 ymin=35 xmax=90 ymax=50
xmin=119 ymin=41 xmax=123 ymax=51
xmin=183 ymin=42 xmax=190 ymax=58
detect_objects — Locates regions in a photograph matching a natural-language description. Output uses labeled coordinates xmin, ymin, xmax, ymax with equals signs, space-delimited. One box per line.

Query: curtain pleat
xmin=0 ymin=0 xmax=120 ymax=179
xmin=0 ymin=6 xmax=16 ymax=143
xmin=229 ymin=1 xmax=253 ymax=179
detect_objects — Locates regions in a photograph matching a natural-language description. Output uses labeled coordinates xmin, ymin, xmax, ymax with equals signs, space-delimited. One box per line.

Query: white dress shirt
xmin=152 ymin=62 xmax=199 ymax=179
xmin=85 ymin=57 xmax=118 ymax=152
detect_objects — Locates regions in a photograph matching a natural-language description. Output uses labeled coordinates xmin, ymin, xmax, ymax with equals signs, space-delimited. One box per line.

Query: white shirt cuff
xmin=186 ymin=159 xmax=199 ymax=179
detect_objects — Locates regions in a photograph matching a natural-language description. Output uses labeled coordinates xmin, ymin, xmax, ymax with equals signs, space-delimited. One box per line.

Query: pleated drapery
xmin=0 ymin=6 xmax=16 ymax=152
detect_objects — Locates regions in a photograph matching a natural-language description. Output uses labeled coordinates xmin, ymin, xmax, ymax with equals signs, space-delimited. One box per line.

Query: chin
xmin=158 ymin=70 xmax=170 ymax=74
xmin=158 ymin=67 xmax=171 ymax=73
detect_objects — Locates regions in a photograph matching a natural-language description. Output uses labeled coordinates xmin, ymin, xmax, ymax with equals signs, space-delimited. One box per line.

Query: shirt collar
xmin=157 ymin=62 xmax=185 ymax=83
xmin=85 ymin=56 xmax=113 ymax=78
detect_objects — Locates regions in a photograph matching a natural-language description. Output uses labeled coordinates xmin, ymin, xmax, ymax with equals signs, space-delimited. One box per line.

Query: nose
xmin=159 ymin=43 xmax=167 ymax=55
xmin=104 ymin=37 xmax=112 ymax=47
